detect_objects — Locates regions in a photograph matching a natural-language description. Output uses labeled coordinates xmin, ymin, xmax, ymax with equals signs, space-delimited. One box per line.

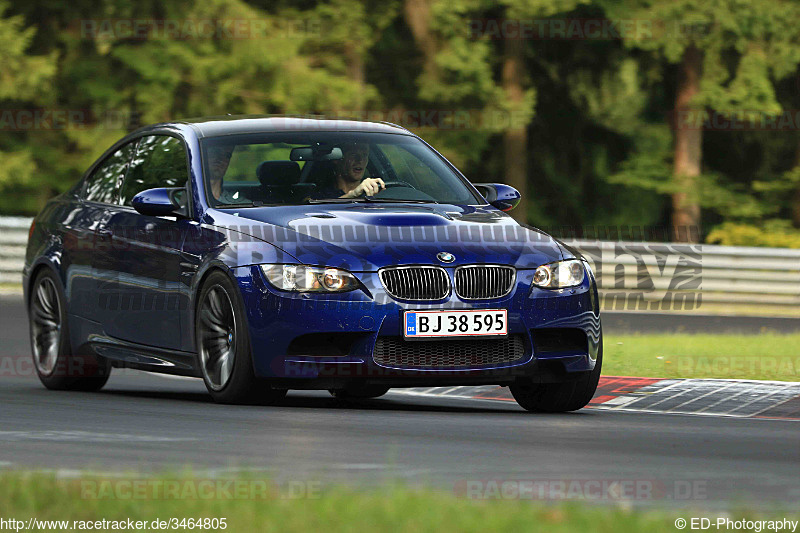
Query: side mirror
xmin=473 ymin=183 xmax=521 ymax=212
xmin=132 ymin=187 xmax=188 ymax=218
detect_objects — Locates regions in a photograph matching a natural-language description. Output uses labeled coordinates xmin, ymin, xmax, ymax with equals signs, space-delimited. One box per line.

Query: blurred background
xmin=0 ymin=0 xmax=799 ymax=247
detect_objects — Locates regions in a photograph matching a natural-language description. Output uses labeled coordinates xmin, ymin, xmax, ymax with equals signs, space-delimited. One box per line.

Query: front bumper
xmin=233 ymin=265 xmax=601 ymax=386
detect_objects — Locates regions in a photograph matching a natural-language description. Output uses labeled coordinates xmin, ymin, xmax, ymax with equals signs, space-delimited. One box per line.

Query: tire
xmin=329 ymin=385 xmax=390 ymax=400
xmin=195 ymin=270 xmax=287 ymax=405
xmin=28 ymin=269 xmax=110 ymax=391
xmin=510 ymin=343 xmax=603 ymax=413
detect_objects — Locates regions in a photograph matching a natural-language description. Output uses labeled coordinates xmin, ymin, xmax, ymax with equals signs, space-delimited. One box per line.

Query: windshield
xmin=201 ymin=132 xmax=483 ymax=207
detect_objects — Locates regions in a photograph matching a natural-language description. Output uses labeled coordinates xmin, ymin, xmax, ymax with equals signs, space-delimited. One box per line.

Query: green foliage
xmin=0 ymin=149 xmax=37 ymax=188
xmin=700 ymin=45 xmax=782 ymax=115
xmin=707 ymin=219 xmax=800 ymax=248
xmin=0 ymin=1 xmax=56 ymax=101
xmin=566 ymin=58 xmax=647 ymax=135
xmin=0 ymin=0 xmax=798 ymax=241
xmin=608 ymin=126 xmax=771 ymax=221
xmin=0 ymin=0 xmax=57 ymax=211
xmin=597 ymin=0 xmax=800 ymax=235
xmin=606 ymin=124 xmax=673 ymax=193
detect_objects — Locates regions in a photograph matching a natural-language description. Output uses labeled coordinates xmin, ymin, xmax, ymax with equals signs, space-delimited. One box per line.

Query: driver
xmin=207 ymin=144 xmax=235 ymax=201
xmin=314 ymin=142 xmax=385 ymax=198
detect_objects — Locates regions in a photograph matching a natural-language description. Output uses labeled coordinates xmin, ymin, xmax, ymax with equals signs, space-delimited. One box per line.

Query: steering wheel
xmin=370 ymin=178 xmax=417 ymax=190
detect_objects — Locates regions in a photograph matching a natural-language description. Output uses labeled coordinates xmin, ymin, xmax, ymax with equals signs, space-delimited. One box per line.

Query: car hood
xmin=205 ymin=203 xmax=567 ymax=271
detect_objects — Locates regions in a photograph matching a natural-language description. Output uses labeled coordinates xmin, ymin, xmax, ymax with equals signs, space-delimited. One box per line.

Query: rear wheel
xmin=29 ymin=269 xmax=110 ymax=391
xmin=195 ymin=271 xmax=286 ymax=405
xmin=329 ymin=385 xmax=390 ymax=399
xmin=510 ymin=344 xmax=602 ymax=413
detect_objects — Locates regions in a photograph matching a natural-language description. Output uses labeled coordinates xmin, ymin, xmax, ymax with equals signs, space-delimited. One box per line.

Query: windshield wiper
xmin=305 ymin=198 xmax=367 ymax=204
xmin=216 ymin=201 xmax=266 ymax=209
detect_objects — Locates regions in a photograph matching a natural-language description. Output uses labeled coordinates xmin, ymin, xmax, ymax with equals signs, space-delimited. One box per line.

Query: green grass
xmin=665 ymin=303 xmax=800 ymax=318
xmin=0 ymin=473 xmax=795 ymax=533
xmin=604 ymin=333 xmax=800 ymax=381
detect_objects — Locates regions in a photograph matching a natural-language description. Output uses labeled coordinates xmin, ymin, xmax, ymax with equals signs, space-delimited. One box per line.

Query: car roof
xmin=156 ymin=115 xmax=414 ymax=138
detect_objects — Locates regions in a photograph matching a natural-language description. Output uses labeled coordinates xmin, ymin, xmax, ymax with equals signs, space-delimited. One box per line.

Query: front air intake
xmin=373 ymin=335 xmax=526 ymax=368
xmin=454 ymin=265 xmax=515 ymax=299
xmin=379 ymin=266 xmax=450 ymax=301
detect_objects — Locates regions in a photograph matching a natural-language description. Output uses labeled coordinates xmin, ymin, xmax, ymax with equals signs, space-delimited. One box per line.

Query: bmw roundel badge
xmin=437 ymin=252 xmax=455 ymax=263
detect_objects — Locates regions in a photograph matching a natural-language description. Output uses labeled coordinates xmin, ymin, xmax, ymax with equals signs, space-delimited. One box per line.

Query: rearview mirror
xmin=132 ymin=187 xmax=188 ymax=218
xmin=472 ymin=183 xmax=521 ymax=212
xmin=290 ymin=144 xmax=343 ymax=162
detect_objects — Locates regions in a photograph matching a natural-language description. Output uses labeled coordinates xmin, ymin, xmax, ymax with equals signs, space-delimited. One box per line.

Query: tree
xmin=399 ymin=0 xmax=506 ymax=191
xmin=603 ymin=0 xmax=800 ymax=242
xmin=0 ymin=1 xmax=56 ymax=213
xmin=501 ymin=35 xmax=530 ymax=222
xmin=672 ymin=43 xmax=702 ymax=242
xmin=403 ymin=0 xmax=591 ymax=223
xmin=0 ymin=0 xmax=396 ymax=214
xmin=2 ymin=0 xmax=800 ymax=247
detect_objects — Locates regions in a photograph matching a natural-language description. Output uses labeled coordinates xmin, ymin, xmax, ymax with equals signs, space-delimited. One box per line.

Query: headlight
xmin=532 ymin=259 xmax=585 ymax=289
xmin=261 ymin=265 xmax=360 ymax=293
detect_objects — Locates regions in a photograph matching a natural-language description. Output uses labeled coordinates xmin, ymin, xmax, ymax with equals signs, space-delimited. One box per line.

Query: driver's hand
xmin=344 ymin=177 xmax=385 ymax=198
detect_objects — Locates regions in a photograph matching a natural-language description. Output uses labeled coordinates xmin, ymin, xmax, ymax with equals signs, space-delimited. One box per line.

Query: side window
xmin=120 ymin=135 xmax=189 ymax=206
xmin=83 ymin=142 xmax=136 ymax=204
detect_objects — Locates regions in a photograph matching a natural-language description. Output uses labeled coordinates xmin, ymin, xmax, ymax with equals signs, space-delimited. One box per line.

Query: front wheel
xmin=195 ymin=271 xmax=286 ymax=405
xmin=29 ymin=269 xmax=110 ymax=391
xmin=510 ymin=344 xmax=602 ymax=413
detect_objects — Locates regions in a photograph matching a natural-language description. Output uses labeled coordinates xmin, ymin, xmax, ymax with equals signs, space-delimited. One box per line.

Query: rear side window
xmin=120 ymin=135 xmax=189 ymax=206
xmin=83 ymin=142 xmax=136 ymax=204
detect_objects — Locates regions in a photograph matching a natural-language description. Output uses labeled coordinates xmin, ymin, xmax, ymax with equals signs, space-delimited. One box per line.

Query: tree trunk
xmin=345 ymin=43 xmax=365 ymax=113
xmin=502 ymin=37 xmax=528 ymax=223
xmin=127 ymin=92 xmax=141 ymax=132
xmin=403 ymin=0 xmax=437 ymax=81
xmin=672 ymin=45 xmax=703 ymax=243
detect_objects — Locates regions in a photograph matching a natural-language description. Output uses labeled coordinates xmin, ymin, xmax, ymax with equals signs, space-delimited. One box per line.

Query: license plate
xmin=403 ymin=309 xmax=507 ymax=339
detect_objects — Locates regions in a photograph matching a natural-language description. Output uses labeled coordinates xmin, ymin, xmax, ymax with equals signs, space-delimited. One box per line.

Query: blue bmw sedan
xmin=24 ymin=116 xmax=601 ymax=411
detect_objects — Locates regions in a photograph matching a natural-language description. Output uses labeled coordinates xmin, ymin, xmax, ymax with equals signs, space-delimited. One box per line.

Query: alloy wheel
xmin=31 ymin=277 xmax=61 ymax=376
xmin=198 ymin=285 xmax=237 ymax=391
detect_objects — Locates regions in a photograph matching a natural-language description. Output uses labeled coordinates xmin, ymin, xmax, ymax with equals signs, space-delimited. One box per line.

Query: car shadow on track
xmin=96 ymin=386 xmax=595 ymax=416
xmin=5 ymin=375 xmax=596 ymax=416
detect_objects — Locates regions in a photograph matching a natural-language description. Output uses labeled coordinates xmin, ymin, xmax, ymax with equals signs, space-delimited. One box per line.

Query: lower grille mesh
xmin=373 ymin=335 xmax=526 ymax=368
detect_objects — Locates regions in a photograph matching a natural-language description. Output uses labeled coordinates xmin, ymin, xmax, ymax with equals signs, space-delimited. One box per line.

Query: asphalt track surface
xmin=1 ymin=295 xmax=799 ymax=508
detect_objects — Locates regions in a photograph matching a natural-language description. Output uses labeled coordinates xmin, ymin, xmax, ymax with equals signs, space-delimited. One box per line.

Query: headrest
xmin=257 ymin=161 xmax=301 ymax=187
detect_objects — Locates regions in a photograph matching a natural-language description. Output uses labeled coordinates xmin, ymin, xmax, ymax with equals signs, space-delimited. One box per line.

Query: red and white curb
xmin=392 ymin=377 xmax=800 ymax=420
